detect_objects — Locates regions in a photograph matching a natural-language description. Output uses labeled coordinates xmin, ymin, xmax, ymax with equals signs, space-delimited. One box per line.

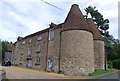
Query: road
xmin=88 ymin=70 xmax=120 ymax=79
xmin=2 ymin=66 xmax=84 ymax=79
xmin=2 ymin=66 xmax=120 ymax=79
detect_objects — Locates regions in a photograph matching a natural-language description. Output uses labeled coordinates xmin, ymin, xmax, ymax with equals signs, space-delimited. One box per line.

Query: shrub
xmin=107 ymin=61 xmax=113 ymax=69
xmin=112 ymin=59 xmax=120 ymax=69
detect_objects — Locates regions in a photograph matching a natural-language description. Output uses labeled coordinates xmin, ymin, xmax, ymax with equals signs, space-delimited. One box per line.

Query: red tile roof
xmin=86 ymin=18 xmax=104 ymax=41
xmin=17 ymin=22 xmax=62 ymax=41
xmin=63 ymin=4 xmax=91 ymax=32
xmin=6 ymin=44 xmax=14 ymax=52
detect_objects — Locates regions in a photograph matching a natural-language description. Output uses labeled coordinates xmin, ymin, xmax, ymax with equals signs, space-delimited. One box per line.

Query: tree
xmin=84 ymin=6 xmax=110 ymax=38
xmin=0 ymin=40 xmax=13 ymax=62
xmin=106 ymin=35 xmax=120 ymax=61
xmin=84 ymin=6 xmax=120 ymax=69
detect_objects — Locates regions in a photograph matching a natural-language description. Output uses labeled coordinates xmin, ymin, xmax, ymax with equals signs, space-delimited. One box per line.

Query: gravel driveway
xmin=3 ymin=66 xmax=84 ymax=79
xmin=0 ymin=66 xmax=6 ymax=80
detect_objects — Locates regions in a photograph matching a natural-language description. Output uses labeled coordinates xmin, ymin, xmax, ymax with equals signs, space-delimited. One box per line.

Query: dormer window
xmin=22 ymin=41 xmax=25 ymax=45
xmin=37 ymin=36 xmax=42 ymax=41
xmin=29 ymin=39 xmax=32 ymax=43
xmin=49 ymin=29 xmax=54 ymax=40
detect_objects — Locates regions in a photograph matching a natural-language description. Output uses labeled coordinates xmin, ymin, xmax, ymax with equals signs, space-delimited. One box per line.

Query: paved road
xmin=3 ymin=66 xmax=84 ymax=79
xmin=88 ymin=70 xmax=120 ymax=79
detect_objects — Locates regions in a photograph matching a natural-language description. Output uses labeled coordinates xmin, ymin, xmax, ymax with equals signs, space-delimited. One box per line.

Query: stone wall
xmin=94 ymin=40 xmax=105 ymax=69
xmin=12 ymin=41 xmax=22 ymax=66
xmin=47 ymin=28 xmax=61 ymax=72
xmin=60 ymin=30 xmax=94 ymax=75
xmin=12 ymin=27 xmax=105 ymax=75
xmin=31 ymin=32 xmax=48 ymax=71
xmin=12 ymin=32 xmax=49 ymax=71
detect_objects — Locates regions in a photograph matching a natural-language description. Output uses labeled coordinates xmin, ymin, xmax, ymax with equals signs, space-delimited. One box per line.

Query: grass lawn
xmin=84 ymin=69 xmax=116 ymax=77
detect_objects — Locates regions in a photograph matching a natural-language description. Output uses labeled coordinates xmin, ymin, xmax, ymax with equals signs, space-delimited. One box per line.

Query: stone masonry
xmin=12 ymin=4 xmax=105 ymax=75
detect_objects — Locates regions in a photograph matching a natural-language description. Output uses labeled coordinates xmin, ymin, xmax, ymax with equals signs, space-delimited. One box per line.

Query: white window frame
xmin=29 ymin=39 xmax=32 ymax=43
xmin=36 ymin=56 xmax=40 ymax=65
xmin=20 ymin=55 xmax=24 ymax=63
xmin=37 ymin=36 xmax=42 ymax=41
xmin=22 ymin=41 xmax=25 ymax=45
xmin=49 ymin=29 xmax=54 ymax=40
xmin=28 ymin=47 xmax=31 ymax=55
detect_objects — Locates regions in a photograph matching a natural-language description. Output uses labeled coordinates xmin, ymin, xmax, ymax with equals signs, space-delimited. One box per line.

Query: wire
xmin=40 ymin=0 xmax=67 ymax=12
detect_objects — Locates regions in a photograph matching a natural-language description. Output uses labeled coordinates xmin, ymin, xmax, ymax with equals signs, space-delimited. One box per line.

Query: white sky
xmin=0 ymin=0 xmax=119 ymax=42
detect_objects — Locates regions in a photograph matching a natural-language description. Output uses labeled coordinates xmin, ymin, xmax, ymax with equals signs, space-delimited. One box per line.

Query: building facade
xmin=12 ymin=4 xmax=105 ymax=75
xmin=4 ymin=44 xmax=14 ymax=66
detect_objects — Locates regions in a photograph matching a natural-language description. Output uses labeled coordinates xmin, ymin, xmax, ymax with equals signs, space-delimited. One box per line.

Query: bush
xmin=112 ymin=59 xmax=120 ymax=69
xmin=107 ymin=61 xmax=113 ymax=69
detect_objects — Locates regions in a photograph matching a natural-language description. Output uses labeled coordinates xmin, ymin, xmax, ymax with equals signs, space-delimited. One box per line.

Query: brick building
xmin=12 ymin=4 xmax=105 ymax=75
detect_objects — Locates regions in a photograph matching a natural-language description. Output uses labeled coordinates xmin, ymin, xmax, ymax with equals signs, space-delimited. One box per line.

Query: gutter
xmin=58 ymin=31 xmax=62 ymax=73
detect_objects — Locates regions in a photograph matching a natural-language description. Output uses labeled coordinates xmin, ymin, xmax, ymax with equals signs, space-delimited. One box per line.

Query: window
xmin=29 ymin=39 xmax=32 ymax=43
xmin=48 ymin=60 xmax=52 ymax=69
xmin=37 ymin=36 xmax=42 ymax=41
xmin=36 ymin=44 xmax=41 ymax=53
xmin=49 ymin=29 xmax=54 ymax=40
xmin=21 ymin=49 xmax=23 ymax=55
xmin=35 ymin=56 xmax=40 ymax=65
xmin=22 ymin=41 xmax=25 ymax=45
xmin=21 ymin=52 xmax=23 ymax=55
xmin=28 ymin=47 xmax=31 ymax=55
xmin=20 ymin=55 xmax=23 ymax=64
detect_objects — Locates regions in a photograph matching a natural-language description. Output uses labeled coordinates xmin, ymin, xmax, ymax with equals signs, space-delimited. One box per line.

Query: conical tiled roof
xmin=63 ymin=4 xmax=91 ymax=32
xmin=86 ymin=18 xmax=104 ymax=41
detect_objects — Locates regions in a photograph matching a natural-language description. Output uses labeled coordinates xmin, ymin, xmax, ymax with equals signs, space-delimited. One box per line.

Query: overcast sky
xmin=0 ymin=0 xmax=119 ymax=42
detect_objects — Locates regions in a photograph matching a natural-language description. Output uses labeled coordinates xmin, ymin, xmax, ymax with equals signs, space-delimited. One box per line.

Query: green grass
xmin=84 ymin=69 xmax=115 ymax=77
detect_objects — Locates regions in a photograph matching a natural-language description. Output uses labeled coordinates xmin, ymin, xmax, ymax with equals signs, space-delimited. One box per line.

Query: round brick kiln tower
xmin=86 ymin=18 xmax=105 ymax=69
xmin=60 ymin=4 xmax=94 ymax=75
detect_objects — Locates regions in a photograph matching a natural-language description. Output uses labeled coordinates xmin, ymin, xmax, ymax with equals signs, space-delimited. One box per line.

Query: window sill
xmin=35 ymin=63 xmax=40 ymax=65
xmin=36 ymin=51 xmax=40 ymax=53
